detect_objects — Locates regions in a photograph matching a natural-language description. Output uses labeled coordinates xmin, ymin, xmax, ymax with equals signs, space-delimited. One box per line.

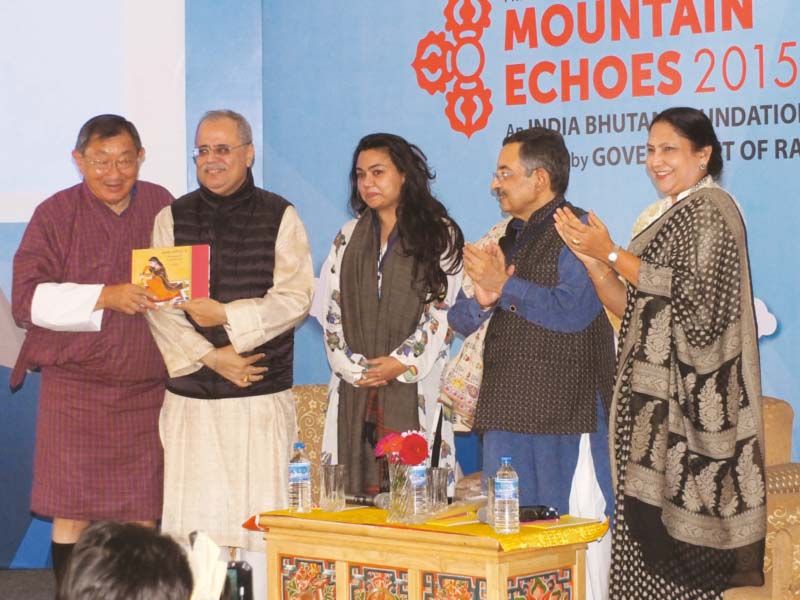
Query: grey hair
xmin=196 ymin=109 xmax=253 ymax=145
xmin=74 ymin=114 xmax=142 ymax=153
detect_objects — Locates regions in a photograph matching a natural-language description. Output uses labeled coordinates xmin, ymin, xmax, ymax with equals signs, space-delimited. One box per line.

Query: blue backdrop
xmin=1 ymin=0 xmax=797 ymax=568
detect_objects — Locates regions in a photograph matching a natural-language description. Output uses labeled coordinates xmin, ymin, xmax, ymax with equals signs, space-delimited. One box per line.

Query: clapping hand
xmin=553 ymin=208 xmax=613 ymax=268
xmin=464 ymin=243 xmax=515 ymax=307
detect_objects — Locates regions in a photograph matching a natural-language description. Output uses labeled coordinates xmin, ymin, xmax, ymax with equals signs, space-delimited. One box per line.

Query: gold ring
xmin=572 ymin=238 xmax=581 ymax=245
xmin=243 ymin=374 xmax=250 ymax=383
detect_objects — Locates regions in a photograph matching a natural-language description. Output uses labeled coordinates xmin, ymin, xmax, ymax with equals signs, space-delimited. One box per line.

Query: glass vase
xmin=386 ymin=459 xmax=411 ymax=523
xmin=386 ymin=458 xmax=429 ymax=523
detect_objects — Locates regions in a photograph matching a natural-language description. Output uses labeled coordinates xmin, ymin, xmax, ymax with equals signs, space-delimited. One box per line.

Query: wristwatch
xmin=607 ymin=243 xmax=621 ymax=265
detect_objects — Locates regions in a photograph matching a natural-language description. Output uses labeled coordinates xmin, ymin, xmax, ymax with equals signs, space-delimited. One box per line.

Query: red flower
xmin=375 ymin=430 xmax=429 ymax=465
xmin=399 ymin=432 xmax=428 ymax=466
xmin=375 ymin=432 xmax=403 ymax=457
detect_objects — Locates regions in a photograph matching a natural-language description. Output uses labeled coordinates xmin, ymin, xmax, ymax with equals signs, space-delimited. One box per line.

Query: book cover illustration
xmin=131 ymin=245 xmax=210 ymax=305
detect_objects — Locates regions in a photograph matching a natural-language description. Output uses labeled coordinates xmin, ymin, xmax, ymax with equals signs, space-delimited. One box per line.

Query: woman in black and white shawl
xmin=554 ymin=107 xmax=766 ymax=599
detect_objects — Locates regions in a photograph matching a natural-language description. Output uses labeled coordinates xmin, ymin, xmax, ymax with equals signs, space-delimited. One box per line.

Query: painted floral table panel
xmin=422 ymin=572 xmax=487 ymax=599
xmin=508 ymin=567 xmax=573 ymax=600
xmin=349 ymin=563 xmax=409 ymax=600
xmin=281 ymin=555 xmax=336 ymax=599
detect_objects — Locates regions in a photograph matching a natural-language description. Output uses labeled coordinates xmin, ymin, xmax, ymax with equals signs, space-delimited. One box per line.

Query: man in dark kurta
xmin=10 ymin=114 xmax=172 ymax=585
xmin=450 ymin=128 xmax=615 ymax=514
xmin=449 ymin=127 xmax=616 ymax=598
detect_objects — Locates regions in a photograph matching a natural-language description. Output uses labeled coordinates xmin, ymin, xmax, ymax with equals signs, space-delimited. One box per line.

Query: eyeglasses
xmin=491 ymin=166 xmax=539 ymax=182
xmin=191 ymin=143 xmax=251 ymax=161
xmin=82 ymin=157 xmax=139 ymax=174
xmin=491 ymin=169 xmax=516 ymax=182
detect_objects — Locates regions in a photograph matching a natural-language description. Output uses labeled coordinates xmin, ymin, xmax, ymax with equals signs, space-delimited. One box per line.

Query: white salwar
xmin=311 ymin=218 xmax=462 ymax=490
xmin=146 ymin=204 xmax=314 ymax=555
xmin=570 ymin=434 xmax=611 ymax=600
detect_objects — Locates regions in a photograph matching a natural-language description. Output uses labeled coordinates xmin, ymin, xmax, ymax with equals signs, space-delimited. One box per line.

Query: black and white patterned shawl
xmin=609 ymin=180 xmax=766 ymax=597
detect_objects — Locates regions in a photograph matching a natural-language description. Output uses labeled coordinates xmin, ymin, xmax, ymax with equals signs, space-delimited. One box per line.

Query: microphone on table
xmin=345 ymin=492 xmax=390 ymax=509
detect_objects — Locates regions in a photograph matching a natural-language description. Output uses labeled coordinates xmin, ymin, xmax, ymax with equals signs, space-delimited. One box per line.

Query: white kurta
xmin=311 ymin=218 xmax=462 ymax=490
xmin=147 ymin=204 xmax=314 ymax=551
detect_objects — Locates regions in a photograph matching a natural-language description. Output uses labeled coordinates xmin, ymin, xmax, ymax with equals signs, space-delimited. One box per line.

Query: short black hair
xmin=57 ymin=522 xmax=192 ymax=600
xmin=74 ymin=114 xmax=142 ymax=153
xmin=502 ymin=127 xmax=570 ymax=195
xmin=650 ymin=107 xmax=723 ymax=178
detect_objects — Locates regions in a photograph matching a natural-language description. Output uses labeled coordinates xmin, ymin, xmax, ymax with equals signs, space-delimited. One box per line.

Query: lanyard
xmin=371 ymin=213 xmax=400 ymax=300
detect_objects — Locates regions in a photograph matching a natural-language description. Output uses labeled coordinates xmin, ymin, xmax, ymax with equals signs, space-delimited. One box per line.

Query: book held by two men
xmin=131 ymin=245 xmax=210 ymax=305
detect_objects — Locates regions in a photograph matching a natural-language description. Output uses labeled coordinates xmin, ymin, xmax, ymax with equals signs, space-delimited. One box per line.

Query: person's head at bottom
xmin=57 ymin=522 xmax=192 ymax=600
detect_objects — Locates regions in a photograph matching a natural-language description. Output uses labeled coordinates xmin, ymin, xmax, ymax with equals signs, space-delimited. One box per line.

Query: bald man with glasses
xmin=145 ymin=110 xmax=313 ymax=588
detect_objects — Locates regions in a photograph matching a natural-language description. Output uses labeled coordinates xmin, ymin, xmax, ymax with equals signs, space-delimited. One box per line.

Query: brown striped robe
xmin=11 ymin=181 xmax=172 ymax=521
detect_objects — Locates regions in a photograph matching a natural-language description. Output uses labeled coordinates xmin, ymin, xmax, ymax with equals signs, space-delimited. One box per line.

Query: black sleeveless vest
xmin=166 ymin=180 xmax=294 ymax=399
xmin=476 ymin=198 xmax=615 ymax=434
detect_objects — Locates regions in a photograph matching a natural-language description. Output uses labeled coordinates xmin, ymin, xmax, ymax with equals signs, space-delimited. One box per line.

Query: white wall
xmin=0 ymin=0 xmax=187 ymax=223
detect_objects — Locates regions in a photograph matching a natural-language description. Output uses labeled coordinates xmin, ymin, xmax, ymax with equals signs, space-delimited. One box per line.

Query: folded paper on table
xmin=132 ymin=244 xmax=210 ymax=305
xmin=524 ymin=515 xmax=603 ymax=529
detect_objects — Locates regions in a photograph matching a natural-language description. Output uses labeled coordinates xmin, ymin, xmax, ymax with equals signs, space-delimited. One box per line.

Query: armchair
xmin=725 ymin=396 xmax=800 ymax=599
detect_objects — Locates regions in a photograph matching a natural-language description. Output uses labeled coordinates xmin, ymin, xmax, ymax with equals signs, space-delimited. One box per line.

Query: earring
xmin=699 ymin=163 xmax=706 ymax=171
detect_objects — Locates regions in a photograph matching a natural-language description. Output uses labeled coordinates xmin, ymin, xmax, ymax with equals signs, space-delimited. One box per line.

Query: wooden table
xmin=259 ymin=508 xmax=606 ymax=599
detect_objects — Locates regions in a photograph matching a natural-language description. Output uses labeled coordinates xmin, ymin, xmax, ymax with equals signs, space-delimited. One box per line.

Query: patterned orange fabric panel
xmin=293 ymin=384 xmax=329 ymax=503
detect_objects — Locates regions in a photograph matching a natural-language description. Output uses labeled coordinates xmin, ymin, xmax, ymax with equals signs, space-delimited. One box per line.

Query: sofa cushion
xmin=764 ymin=396 xmax=794 ymax=467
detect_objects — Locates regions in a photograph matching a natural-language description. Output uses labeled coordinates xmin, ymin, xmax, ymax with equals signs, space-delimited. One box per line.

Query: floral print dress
xmin=312 ymin=218 xmax=462 ymax=490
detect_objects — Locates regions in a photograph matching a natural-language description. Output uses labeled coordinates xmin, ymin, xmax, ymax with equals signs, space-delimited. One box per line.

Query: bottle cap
xmin=294 ymin=442 xmax=305 ymax=450
xmin=500 ymin=456 xmax=512 ymax=465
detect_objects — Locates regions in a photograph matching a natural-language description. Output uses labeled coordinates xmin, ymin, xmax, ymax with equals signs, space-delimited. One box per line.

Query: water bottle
xmin=288 ymin=442 xmax=312 ymax=513
xmin=493 ymin=456 xmax=519 ymax=534
xmin=409 ymin=464 xmax=429 ymax=517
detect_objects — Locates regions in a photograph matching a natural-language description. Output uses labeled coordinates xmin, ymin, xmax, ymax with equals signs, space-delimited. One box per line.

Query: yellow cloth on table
xmin=262 ymin=507 xmax=608 ymax=552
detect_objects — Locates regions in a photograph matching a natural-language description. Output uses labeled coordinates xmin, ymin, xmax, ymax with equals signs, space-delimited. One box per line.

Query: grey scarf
xmin=338 ymin=211 xmax=425 ymax=494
